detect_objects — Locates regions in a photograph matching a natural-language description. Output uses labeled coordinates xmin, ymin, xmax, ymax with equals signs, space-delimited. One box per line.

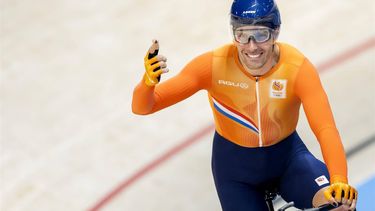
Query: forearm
xmin=315 ymin=126 xmax=348 ymax=183
xmin=302 ymin=90 xmax=348 ymax=183
xmin=132 ymin=51 xmax=212 ymax=115
xmin=132 ymin=70 xmax=209 ymax=115
xmin=132 ymin=81 xmax=158 ymax=115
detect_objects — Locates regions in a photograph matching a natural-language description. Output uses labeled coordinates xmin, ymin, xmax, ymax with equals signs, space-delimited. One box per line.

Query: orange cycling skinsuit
xmin=133 ymin=42 xmax=346 ymax=177
xmin=133 ymin=42 xmax=346 ymax=208
xmin=132 ymin=0 xmax=357 ymax=210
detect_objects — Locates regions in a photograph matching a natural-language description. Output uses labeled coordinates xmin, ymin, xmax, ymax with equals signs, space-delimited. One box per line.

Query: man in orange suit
xmin=132 ymin=0 xmax=357 ymax=210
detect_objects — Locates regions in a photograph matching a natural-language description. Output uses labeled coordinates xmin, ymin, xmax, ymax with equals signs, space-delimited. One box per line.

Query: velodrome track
xmin=1 ymin=0 xmax=374 ymax=210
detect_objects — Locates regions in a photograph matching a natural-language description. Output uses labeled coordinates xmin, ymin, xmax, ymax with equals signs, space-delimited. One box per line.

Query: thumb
xmin=147 ymin=39 xmax=159 ymax=59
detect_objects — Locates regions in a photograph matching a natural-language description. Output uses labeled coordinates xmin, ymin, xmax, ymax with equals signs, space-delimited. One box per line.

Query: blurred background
xmin=1 ymin=0 xmax=374 ymax=210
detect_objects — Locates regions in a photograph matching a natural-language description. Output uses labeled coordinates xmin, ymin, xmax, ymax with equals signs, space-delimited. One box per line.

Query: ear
xmin=273 ymin=27 xmax=280 ymax=41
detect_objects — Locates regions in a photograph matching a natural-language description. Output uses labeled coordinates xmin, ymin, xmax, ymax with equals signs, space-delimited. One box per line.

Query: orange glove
xmin=143 ymin=40 xmax=169 ymax=86
xmin=324 ymin=176 xmax=358 ymax=210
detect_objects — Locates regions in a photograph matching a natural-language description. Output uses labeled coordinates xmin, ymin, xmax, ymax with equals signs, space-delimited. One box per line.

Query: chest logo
xmin=218 ymin=80 xmax=249 ymax=89
xmin=270 ymin=80 xmax=287 ymax=99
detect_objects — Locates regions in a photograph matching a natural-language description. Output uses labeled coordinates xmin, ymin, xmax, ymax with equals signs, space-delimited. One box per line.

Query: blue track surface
xmin=356 ymin=175 xmax=375 ymax=211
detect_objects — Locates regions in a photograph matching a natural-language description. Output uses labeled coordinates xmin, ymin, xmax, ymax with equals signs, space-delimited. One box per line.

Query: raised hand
xmin=143 ymin=40 xmax=169 ymax=86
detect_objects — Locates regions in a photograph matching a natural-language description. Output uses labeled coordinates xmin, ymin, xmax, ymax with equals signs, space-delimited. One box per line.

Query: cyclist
xmin=132 ymin=0 xmax=358 ymax=210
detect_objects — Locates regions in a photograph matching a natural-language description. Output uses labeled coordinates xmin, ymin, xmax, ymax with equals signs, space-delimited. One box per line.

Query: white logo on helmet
xmin=243 ymin=10 xmax=256 ymax=14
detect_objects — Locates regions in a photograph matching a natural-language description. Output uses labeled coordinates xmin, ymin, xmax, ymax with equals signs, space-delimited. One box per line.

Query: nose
xmin=248 ymin=39 xmax=258 ymax=51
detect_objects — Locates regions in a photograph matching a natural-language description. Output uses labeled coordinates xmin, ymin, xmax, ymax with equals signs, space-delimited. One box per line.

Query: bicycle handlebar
xmin=278 ymin=202 xmax=342 ymax=211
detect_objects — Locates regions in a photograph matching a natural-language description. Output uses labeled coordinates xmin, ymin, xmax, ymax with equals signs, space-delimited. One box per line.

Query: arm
xmin=294 ymin=59 xmax=347 ymax=183
xmin=295 ymin=59 xmax=357 ymax=208
xmin=132 ymin=51 xmax=212 ymax=115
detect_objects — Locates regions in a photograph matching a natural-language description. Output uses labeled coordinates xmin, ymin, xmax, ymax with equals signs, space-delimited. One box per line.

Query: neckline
xmin=233 ymin=42 xmax=283 ymax=80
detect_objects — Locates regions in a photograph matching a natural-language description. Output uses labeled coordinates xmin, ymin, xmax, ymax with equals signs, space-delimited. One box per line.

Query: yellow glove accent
xmin=324 ymin=176 xmax=358 ymax=206
xmin=143 ymin=40 xmax=168 ymax=87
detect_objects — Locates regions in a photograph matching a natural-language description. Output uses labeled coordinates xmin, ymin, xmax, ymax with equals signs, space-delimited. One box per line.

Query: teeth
xmin=249 ymin=54 xmax=260 ymax=58
xmin=246 ymin=53 xmax=261 ymax=58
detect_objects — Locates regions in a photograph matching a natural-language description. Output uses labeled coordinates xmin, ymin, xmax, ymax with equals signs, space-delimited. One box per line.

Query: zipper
xmin=255 ymin=77 xmax=263 ymax=147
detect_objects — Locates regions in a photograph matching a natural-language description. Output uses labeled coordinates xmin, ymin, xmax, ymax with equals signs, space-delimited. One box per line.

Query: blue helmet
xmin=230 ymin=0 xmax=281 ymax=30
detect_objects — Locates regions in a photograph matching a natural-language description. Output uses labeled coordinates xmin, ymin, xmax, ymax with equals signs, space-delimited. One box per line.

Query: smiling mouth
xmin=244 ymin=52 xmax=263 ymax=59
